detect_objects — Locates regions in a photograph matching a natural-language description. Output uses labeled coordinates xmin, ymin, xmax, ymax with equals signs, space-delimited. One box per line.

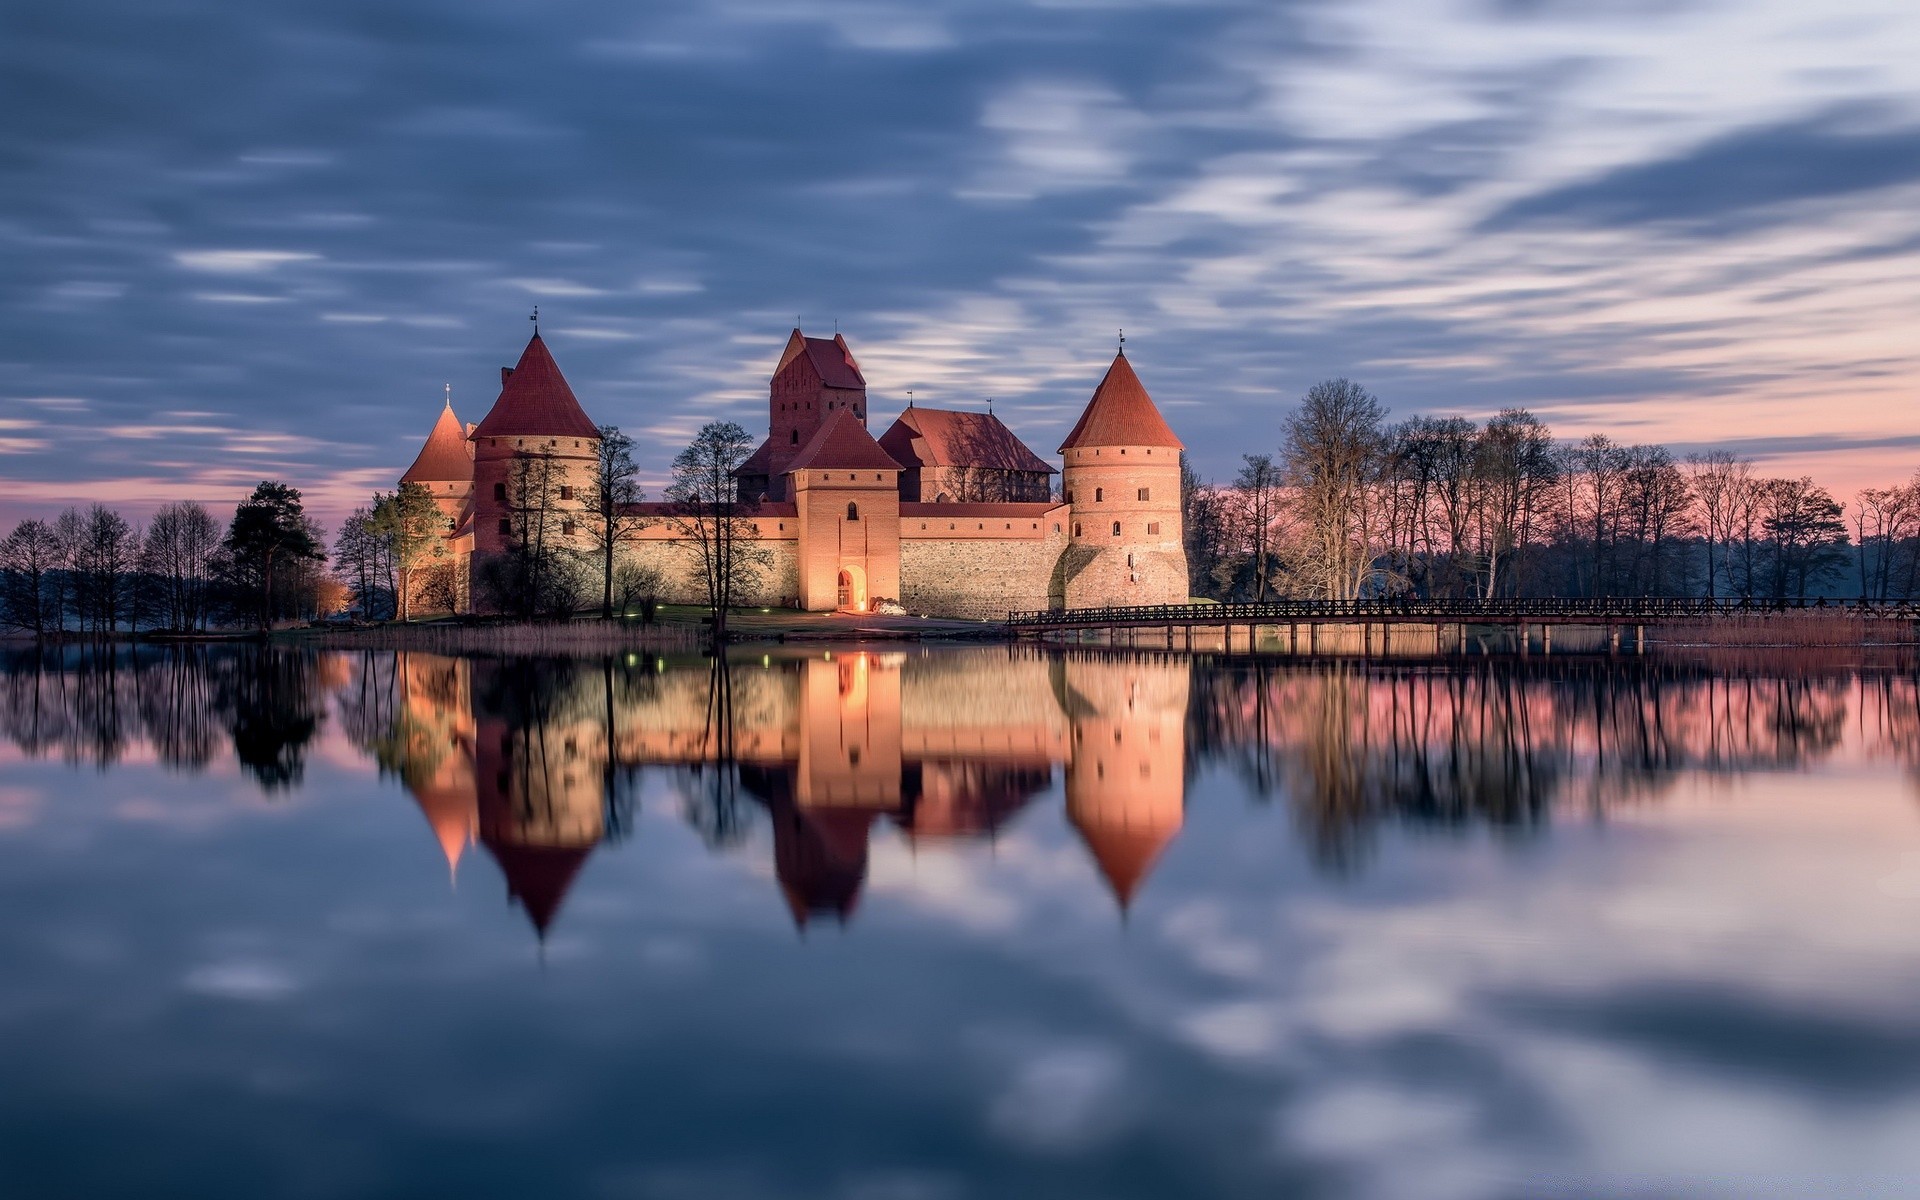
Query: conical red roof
xmin=400 ymin=402 xmax=475 ymax=484
xmin=484 ymin=841 xmax=593 ymax=938
xmin=1058 ymin=352 xmax=1183 ymax=452
xmin=787 ymin=408 xmax=902 ymax=473
xmin=1070 ymin=811 xmax=1179 ymax=912
xmin=470 ymin=334 xmax=600 ymax=441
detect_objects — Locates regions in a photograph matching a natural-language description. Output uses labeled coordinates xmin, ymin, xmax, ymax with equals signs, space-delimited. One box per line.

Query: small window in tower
xmin=1120 ymin=448 xmax=1127 ymax=455
xmin=847 ymin=502 xmax=859 ymax=521
xmin=497 ymin=518 xmax=510 ymax=535
xmin=791 ymin=429 xmax=798 ymax=444
xmin=559 ymin=486 xmax=573 ymax=501
xmin=1053 ymin=523 xmax=1061 ymax=533
xmin=1147 ymin=522 xmax=1160 ymax=535
xmin=1137 ymin=488 xmax=1150 ymax=501
xmin=1095 ymin=487 xmax=1104 ymax=502
xmin=562 ymin=519 xmax=575 ymax=535
xmin=1073 ymin=523 xmax=1082 ymax=537
xmin=493 ymin=482 xmax=506 ymax=502
xmin=1127 ymin=553 xmax=1135 ymax=567
xmin=1111 ymin=521 xmax=1121 ymax=536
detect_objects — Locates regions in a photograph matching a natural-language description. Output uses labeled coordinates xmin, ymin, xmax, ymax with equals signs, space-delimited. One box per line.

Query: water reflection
xmin=6 ymin=646 xmax=1920 ymax=938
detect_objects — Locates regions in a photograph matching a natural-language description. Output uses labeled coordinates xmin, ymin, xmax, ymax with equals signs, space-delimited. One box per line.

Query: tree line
xmin=1181 ymin=379 xmax=1893 ymax=603
xmin=0 ymin=481 xmax=339 ymax=637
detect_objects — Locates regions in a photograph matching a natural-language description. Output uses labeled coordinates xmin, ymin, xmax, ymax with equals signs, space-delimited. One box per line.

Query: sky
xmin=3 ymin=0 xmax=1918 ymax=531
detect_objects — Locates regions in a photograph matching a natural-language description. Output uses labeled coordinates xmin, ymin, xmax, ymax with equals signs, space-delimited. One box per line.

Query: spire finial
xmin=988 ymin=395 xmax=995 ymax=414
xmin=907 ymin=389 xmax=913 ymax=409
xmin=1118 ymin=328 xmax=1126 ymax=355
xmin=443 ymin=382 xmax=452 ymax=410
xmin=530 ymin=305 xmax=539 ymax=334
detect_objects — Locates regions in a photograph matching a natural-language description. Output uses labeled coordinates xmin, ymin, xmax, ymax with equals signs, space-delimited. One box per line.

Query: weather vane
xmin=530 ymin=305 xmax=539 ymax=333
xmin=1118 ymin=328 xmax=1126 ymax=353
xmin=907 ymin=389 xmax=914 ymax=408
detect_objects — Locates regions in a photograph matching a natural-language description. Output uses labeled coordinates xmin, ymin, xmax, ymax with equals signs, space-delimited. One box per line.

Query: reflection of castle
xmin=387 ymin=650 xmax=1191 ymax=939
xmin=393 ymin=654 xmax=610 ymax=939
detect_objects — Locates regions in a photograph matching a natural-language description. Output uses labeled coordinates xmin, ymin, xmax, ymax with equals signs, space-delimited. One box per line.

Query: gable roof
xmin=470 ymin=333 xmax=600 ymax=441
xmin=787 ymin=408 xmax=902 ymax=473
xmin=878 ymin=408 xmax=1056 ymax=475
xmin=1057 ymin=351 xmax=1183 ymax=452
xmin=775 ymin=328 xmax=865 ymax=390
xmin=400 ymin=401 xmax=475 ymax=484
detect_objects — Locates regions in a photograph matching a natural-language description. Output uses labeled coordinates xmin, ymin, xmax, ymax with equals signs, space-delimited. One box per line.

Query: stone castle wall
xmin=623 ymin=537 xmax=801 ymax=609
xmin=899 ymin=533 xmax=1066 ymax=619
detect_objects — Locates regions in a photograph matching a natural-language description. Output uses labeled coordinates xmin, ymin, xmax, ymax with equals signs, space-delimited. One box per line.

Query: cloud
xmin=173 ymin=250 xmax=322 ymax=273
xmin=1 ymin=0 xmax=1917 ymax=529
xmin=1484 ymin=111 xmax=1920 ymax=233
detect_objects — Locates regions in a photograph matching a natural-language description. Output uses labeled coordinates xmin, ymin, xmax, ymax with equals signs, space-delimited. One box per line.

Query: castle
xmin=399 ymin=327 xmax=1189 ymax=618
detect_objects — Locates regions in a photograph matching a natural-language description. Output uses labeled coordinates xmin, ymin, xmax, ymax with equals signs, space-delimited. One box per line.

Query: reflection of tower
xmin=797 ymin=653 xmax=902 ymax=809
xmin=1060 ymin=657 xmax=1189 ymax=912
xmin=392 ymin=654 xmax=478 ymax=884
xmin=745 ymin=653 xmax=904 ymax=928
xmin=471 ymin=667 xmax=610 ymax=941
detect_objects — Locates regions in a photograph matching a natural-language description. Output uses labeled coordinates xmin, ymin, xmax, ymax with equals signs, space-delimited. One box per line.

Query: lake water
xmin=3 ymin=643 xmax=1919 ymax=1199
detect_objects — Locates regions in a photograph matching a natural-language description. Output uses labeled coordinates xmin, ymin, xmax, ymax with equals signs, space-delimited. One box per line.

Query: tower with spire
xmin=1056 ymin=346 xmax=1190 ymax=608
xmin=467 ymin=330 xmax=601 ymax=562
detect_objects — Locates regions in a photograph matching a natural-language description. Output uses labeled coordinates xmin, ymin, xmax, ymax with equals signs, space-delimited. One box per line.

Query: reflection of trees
xmin=1189 ymin=659 xmax=1871 ymax=871
xmin=210 ymin=650 xmax=329 ymax=792
xmin=0 ymin=644 xmax=319 ymax=783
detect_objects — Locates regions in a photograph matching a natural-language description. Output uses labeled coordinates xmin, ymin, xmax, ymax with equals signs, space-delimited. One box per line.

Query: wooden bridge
xmin=1006 ymin=598 xmax=1920 ymax=655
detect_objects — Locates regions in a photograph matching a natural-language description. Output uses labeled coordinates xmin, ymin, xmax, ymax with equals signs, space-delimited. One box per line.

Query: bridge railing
xmin=1006 ymin=597 xmax=1920 ymax=627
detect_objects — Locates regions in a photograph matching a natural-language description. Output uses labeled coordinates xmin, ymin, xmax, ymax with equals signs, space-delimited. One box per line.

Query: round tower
xmin=467 ymin=332 xmax=601 ymax=564
xmin=1056 ymin=349 xmax=1188 ymax=608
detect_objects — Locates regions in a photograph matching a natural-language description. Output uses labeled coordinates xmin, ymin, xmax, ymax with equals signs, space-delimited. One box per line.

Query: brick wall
xmin=900 ymin=531 xmax=1067 ymax=619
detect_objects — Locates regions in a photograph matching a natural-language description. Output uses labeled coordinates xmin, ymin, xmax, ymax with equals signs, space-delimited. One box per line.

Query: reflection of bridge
xmin=1008 ymin=598 xmax=1920 ymax=654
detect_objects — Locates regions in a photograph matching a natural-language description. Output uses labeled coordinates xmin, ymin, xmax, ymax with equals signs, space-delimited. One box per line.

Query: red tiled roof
xmin=400 ymin=401 xmax=475 ymax=484
xmin=1070 ymin=814 xmax=1177 ymax=911
xmin=900 ymin=501 xmax=1063 ymax=519
xmin=787 ymin=408 xmax=901 ymax=472
xmin=774 ymin=330 xmax=865 ymax=390
xmin=470 ymin=333 xmax=601 ymax=441
xmin=1058 ymin=352 xmax=1183 ymax=452
xmin=878 ymin=408 xmax=1055 ymax=475
xmin=482 ymin=841 xmax=593 ymax=938
xmin=734 ymin=436 xmax=778 ymax=478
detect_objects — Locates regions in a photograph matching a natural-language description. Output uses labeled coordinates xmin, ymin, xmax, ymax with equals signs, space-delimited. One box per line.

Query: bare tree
xmin=140 ymin=501 xmax=220 ymax=631
xmin=667 ymin=421 xmax=769 ymax=645
xmin=1685 ymin=451 xmax=1754 ymax=601
xmin=1282 ymin=379 xmax=1387 ymax=600
xmin=584 ymin=424 xmax=650 ymax=619
xmin=72 ymin=504 xmax=138 ymax=636
xmin=1474 ymin=410 xmax=1556 ymax=598
xmin=0 ymin=519 xmax=64 ymax=637
xmin=1232 ymin=454 xmax=1286 ymax=600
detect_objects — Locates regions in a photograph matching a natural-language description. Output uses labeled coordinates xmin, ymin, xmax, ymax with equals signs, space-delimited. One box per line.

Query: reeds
xmin=297 ymin=620 xmax=704 ymax=654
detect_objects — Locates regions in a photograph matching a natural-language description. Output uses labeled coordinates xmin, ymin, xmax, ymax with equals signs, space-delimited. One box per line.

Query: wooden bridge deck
xmin=1008 ymin=598 xmax=1920 ymax=633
